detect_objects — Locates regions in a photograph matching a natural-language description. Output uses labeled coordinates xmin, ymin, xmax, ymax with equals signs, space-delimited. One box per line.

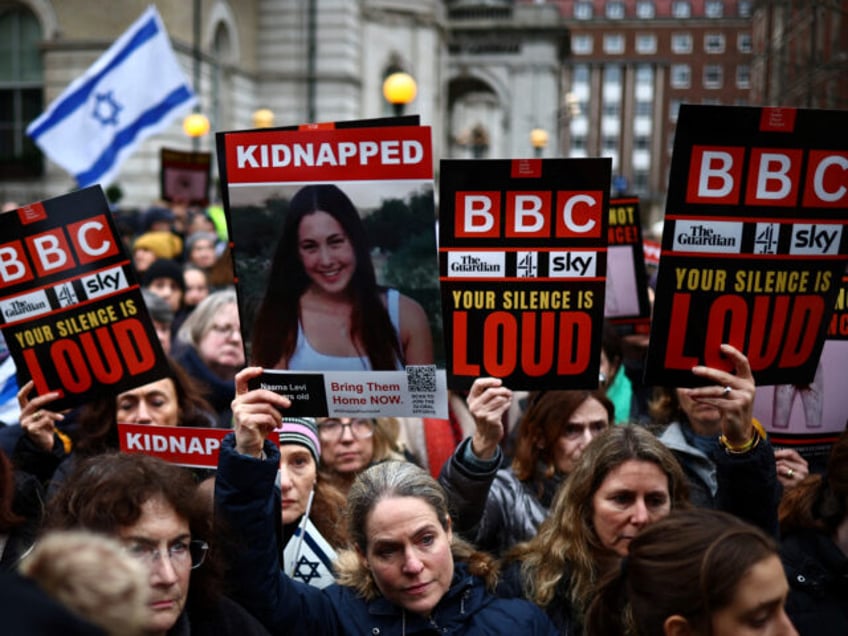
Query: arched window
xmin=0 ymin=6 xmax=43 ymax=178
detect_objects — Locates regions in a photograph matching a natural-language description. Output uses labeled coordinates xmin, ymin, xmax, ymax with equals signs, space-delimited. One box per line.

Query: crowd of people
xmin=0 ymin=194 xmax=844 ymax=635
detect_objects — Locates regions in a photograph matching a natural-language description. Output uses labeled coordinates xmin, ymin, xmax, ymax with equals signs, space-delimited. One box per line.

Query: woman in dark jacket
xmin=214 ymin=366 xmax=557 ymax=635
xmin=778 ymin=429 xmax=848 ymax=635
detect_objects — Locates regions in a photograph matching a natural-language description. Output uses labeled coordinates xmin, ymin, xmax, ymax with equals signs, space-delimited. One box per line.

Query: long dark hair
xmin=73 ymin=357 xmax=215 ymax=456
xmin=251 ymin=184 xmax=403 ymax=369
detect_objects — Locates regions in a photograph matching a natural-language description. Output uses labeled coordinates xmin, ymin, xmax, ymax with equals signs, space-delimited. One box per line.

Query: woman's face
xmin=147 ymin=277 xmax=183 ymax=312
xmin=118 ymin=496 xmax=192 ymax=635
xmin=116 ymin=378 xmax=180 ymax=427
xmin=197 ymin=302 xmax=244 ymax=372
xmin=133 ymin=247 xmax=157 ymax=273
xmin=183 ymin=269 xmax=209 ymax=308
xmin=280 ymin=445 xmax=317 ymax=525
xmin=709 ymin=554 xmax=797 ymax=636
xmin=591 ymin=459 xmax=671 ymax=557
xmin=189 ymin=238 xmax=217 ymax=269
xmin=363 ymin=496 xmax=454 ymax=616
xmin=676 ymin=387 xmax=723 ymax=436
xmin=318 ymin=418 xmax=374 ymax=475
xmin=550 ymin=396 xmax=610 ymax=475
xmin=297 ymin=210 xmax=356 ymax=295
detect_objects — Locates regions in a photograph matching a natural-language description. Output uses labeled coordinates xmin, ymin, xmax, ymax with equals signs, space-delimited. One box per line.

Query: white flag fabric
xmin=282 ymin=518 xmax=338 ymax=589
xmin=27 ymin=5 xmax=196 ymax=188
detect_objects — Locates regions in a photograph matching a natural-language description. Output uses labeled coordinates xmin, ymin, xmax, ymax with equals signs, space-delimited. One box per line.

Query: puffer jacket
xmin=214 ymin=434 xmax=557 ymax=636
xmin=438 ymin=438 xmax=560 ymax=556
xmin=780 ymin=528 xmax=848 ymax=636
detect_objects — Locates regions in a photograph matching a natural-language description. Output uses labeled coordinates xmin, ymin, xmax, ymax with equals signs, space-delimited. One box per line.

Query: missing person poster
xmin=605 ymin=197 xmax=652 ymax=337
xmin=217 ymin=122 xmax=448 ymax=418
xmin=0 ymin=187 xmax=170 ymax=410
xmin=645 ymin=105 xmax=848 ymax=387
xmin=160 ymin=147 xmax=212 ymax=206
xmin=439 ymin=157 xmax=612 ymax=391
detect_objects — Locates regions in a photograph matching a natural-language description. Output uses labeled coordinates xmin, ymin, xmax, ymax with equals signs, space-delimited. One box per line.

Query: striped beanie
xmin=277 ymin=418 xmax=321 ymax=465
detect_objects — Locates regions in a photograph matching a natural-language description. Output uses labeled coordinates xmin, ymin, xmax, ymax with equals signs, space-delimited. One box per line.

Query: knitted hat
xmin=142 ymin=206 xmax=175 ymax=232
xmin=133 ymin=231 xmax=183 ymax=261
xmin=140 ymin=288 xmax=174 ymax=324
xmin=277 ymin=417 xmax=321 ymax=465
xmin=185 ymin=231 xmax=218 ymax=255
xmin=141 ymin=258 xmax=185 ymax=293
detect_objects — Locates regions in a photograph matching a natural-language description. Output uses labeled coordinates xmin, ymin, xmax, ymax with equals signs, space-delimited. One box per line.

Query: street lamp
xmin=382 ymin=71 xmax=417 ymax=116
xmin=252 ymin=108 xmax=275 ymax=128
xmin=183 ymin=112 xmax=210 ymax=138
xmin=530 ymin=127 xmax=549 ymax=158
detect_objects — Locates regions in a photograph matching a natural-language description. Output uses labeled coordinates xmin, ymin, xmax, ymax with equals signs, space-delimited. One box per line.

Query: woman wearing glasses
xmin=438 ymin=377 xmax=614 ymax=555
xmin=42 ymin=452 xmax=269 ymax=636
xmin=316 ymin=415 xmax=409 ymax=496
xmin=174 ymin=289 xmax=245 ymax=427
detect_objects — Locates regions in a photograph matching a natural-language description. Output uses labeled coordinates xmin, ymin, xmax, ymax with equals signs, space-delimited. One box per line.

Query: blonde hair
xmin=19 ymin=530 xmax=149 ymax=636
xmin=507 ymin=426 xmax=689 ymax=616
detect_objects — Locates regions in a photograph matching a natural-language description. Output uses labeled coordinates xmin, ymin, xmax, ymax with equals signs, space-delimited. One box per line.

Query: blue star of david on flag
xmin=27 ymin=5 xmax=196 ymax=189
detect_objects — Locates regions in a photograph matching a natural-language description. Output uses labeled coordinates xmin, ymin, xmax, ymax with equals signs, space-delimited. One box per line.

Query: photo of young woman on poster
xmin=250 ymin=184 xmax=434 ymax=371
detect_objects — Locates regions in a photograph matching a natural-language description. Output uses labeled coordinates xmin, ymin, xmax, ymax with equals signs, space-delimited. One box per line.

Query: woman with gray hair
xmin=174 ymin=288 xmax=244 ymax=426
xmin=214 ymin=366 xmax=557 ymax=635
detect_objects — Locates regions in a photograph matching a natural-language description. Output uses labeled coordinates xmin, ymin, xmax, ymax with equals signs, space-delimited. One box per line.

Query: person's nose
xmin=133 ymin=401 xmax=152 ymax=424
xmin=630 ymin=498 xmax=649 ymax=526
xmin=402 ymin=548 xmax=424 ymax=576
xmin=577 ymin=426 xmax=593 ymax=448
xmin=317 ymin=244 xmax=333 ymax=265
xmin=279 ymin=466 xmax=293 ymax=492
xmin=338 ymin=422 xmax=355 ymax=443
xmin=149 ymin=551 xmax=179 ymax=586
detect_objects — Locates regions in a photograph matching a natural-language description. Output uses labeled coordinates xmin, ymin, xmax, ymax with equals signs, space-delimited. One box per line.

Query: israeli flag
xmin=283 ymin=518 xmax=338 ymax=589
xmin=27 ymin=5 xmax=196 ymax=189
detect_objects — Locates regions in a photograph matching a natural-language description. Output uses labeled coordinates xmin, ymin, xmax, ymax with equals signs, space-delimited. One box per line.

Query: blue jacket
xmin=215 ymin=433 xmax=557 ymax=635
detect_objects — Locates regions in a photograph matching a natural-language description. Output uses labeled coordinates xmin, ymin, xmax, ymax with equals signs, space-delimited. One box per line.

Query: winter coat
xmin=215 ymin=434 xmax=557 ymax=636
xmin=659 ymin=421 xmax=781 ymax=536
xmin=438 ymin=438 xmax=559 ymax=555
xmin=780 ymin=528 xmax=848 ymax=636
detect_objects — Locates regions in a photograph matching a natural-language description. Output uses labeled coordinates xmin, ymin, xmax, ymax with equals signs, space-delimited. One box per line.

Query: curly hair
xmin=507 ymin=426 xmax=689 ymax=618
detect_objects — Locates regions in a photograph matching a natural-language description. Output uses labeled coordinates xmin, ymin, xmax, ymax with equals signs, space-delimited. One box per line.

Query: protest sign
xmin=753 ymin=273 xmax=848 ymax=470
xmin=605 ymin=197 xmax=652 ymax=337
xmin=0 ymin=186 xmax=170 ymax=410
xmin=217 ymin=122 xmax=447 ymax=418
xmin=160 ymin=147 xmax=212 ymax=206
xmin=645 ymin=105 xmax=848 ymax=387
xmin=439 ymin=157 xmax=612 ymax=391
xmin=118 ymin=422 xmax=228 ymax=469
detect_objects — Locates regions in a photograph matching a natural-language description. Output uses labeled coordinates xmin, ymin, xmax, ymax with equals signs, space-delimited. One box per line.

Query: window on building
xmin=603 ymin=34 xmax=625 ymax=55
xmin=636 ymin=1 xmax=655 ymax=19
xmin=603 ymin=102 xmax=621 ymax=117
xmin=704 ymin=33 xmax=725 ymax=53
xmin=635 ymin=64 xmax=653 ymax=84
xmin=704 ymin=64 xmax=723 ymax=88
xmin=573 ymin=64 xmax=590 ymax=84
xmin=574 ymin=2 xmax=593 ymax=19
xmin=635 ymin=101 xmax=653 ymax=116
xmin=0 ymin=7 xmax=43 ymax=179
xmin=604 ymin=65 xmax=622 ymax=85
xmin=632 ymin=170 xmax=649 ymax=193
xmin=738 ymin=0 xmax=753 ymax=17
xmin=671 ymin=33 xmax=693 ymax=54
xmin=634 ymin=135 xmax=651 ymax=150
xmin=606 ymin=2 xmax=625 ymax=19
xmin=572 ymin=135 xmax=587 ymax=151
xmin=603 ymin=136 xmax=618 ymax=152
xmin=636 ymin=34 xmax=657 ymax=54
xmin=670 ymin=99 xmax=682 ymax=122
xmin=705 ymin=0 xmax=724 ymax=17
xmin=572 ymin=34 xmax=593 ymax=55
xmin=672 ymin=1 xmax=691 ymax=18
xmin=736 ymin=64 xmax=751 ymax=88
xmin=671 ymin=64 xmax=691 ymax=88
xmin=738 ymin=33 xmax=752 ymax=53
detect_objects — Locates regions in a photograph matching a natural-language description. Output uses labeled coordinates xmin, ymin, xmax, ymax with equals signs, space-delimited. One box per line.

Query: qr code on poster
xmin=406 ymin=365 xmax=436 ymax=392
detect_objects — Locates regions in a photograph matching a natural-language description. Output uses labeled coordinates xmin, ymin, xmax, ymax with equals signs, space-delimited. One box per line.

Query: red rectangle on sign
xmin=511 ymin=159 xmax=542 ymax=178
xmin=760 ymin=107 xmax=797 ymax=133
xmin=118 ymin=423 xmax=231 ymax=469
xmin=18 ymin=202 xmax=47 ymax=225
